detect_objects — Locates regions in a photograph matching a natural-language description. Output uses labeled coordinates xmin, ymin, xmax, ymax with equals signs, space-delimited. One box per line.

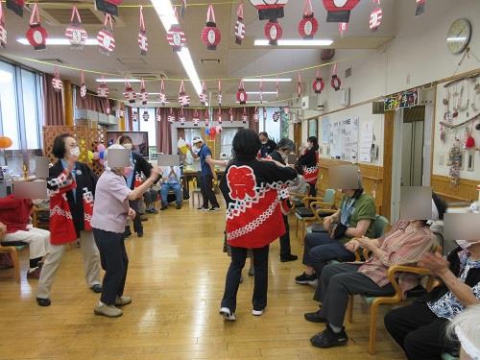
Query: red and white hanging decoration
xmin=6 ymin=0 xmax=24 ymax=18
xmin=97 ymin=77 xmax=109 ymax=98
xmin=156 ymin=108 xmax=162 ymax=122
xmin=369 ymin=0 xmax=382 ymax=31
xmin=65 ymin=6 xmax=87 ymax=49
xmin=178 ymin=81 xmax=190 ymax=107
xmin=140 ymin=78 xmax=148 ymax=106
xmin=204 ymin=109 xmax=210 ymax=127
xmin=158 ymin=79 xmax=168 ymax=106
xmin=0 ymin=2 xmax=7 ymax=49
xmin=179 ymin=108 xmax=186 ymax=125
xmin=124 ymin=80 xmax=136 ymax=104
xmin=297 ymin=72 xmax=302 ymax=98
xmin=199 ymin=81 xmax=208 ymax=105
xmin=249 ymin=0 xmax=289 ymax=21
xmin=264 ymin=19 xmax=282 ymax=46
xmin=263 ymin=106 xmax=267 ymax=122
xmin=259 ymin=81 xmax=264 ymax=104
xmin=192 ymin=110 xmax=200 ymax=126
xmin=52 ymin=68 xmax=63 ymax=92
xmin=138 ymin=6 xmax=148 ymax=56
xmin=339 ymin=22 xmax=348 ymax=37
xmin=142 ymin=110 xmax=149 ymax=122
xmin=234 ymin=2 xmax=245 ymax=45
xmin=236 ymin=80 xmax=248 ymax=105
xmin=273 ymin=111 xmax=280 ymax=122
xmin=167 ymin=108 xmax=176 ymax=123
xmin=80 ymin=71 xmax=87 ymax=99
xmin=322 ymin=0 xmax=360 ymax=23
xmin=97 ymin=13 xmax=115 ymax=54
xmin=242 ymin=107 xmax=248 ymax=124
xmin=298 ymin=0 xmax=318 ymax=40
xmin=253 ymin=107 xmax=259 ymax=123
xmin=26 ymin=3 xmax=47 ymax=50
xmin=201 ymin=4 xmax=221 ymax=50
xmin=166 ymin=9 xmax=186 ymax=52
xmin=312 ymin=69 xmax=325 ymax=94
xmin=415 ymin=0 xmax=426 ymax=16
xmin=217 ymin=80 xmax=223 ymax=106
xmin=217 ymin=108 xmax=223 ymax=124
xmin=132 ymin=110 xmax=138 ymax=122
xmin=229 ymin=108 xmax=234 ymax=123
xmin=330 ymin=62 xmax=341 ymax=91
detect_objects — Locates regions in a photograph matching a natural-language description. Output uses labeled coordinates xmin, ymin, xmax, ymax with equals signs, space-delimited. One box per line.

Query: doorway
xmin=401 ymin=107 xmax=425 ymax=186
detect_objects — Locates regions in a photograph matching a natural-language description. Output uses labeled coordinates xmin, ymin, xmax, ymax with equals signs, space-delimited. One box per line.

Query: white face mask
xmin=70 ymin=146 xmax=80 ymax=157
xmin=455 ymin=240 xmax=480 ymax=250
xmin=123 ymin=143 xmax=133 ymax=150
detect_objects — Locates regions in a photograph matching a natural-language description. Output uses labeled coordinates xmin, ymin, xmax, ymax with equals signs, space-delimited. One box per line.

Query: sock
xmin=330 ymin=324 xmax=342 ymax=334
xmin=29 ymin=257 xmax=42 ymax=269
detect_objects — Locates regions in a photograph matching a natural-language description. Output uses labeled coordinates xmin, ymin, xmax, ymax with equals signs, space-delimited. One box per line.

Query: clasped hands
xmin=345 ymin=236 xmax=376 ymax=253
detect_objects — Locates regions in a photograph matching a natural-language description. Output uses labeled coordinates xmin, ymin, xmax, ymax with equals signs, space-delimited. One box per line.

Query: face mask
xmin=123 ymin=143 xmax=133 ymax=150
xmin=70 ymin=146 xmax=80 ymax=157
xmin=122 ymin=166 xmax=133 ymax=177
xmin=261 ymin=140 xmax=267 ymax=145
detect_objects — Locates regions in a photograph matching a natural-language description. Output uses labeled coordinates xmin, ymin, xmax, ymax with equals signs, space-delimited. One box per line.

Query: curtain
xmin=43 ymin=74 xmax=64 ymax=126
xmin=157 ymin=107 xmax=173 ymax=154
xmin=74 ymin=85 xmax=113 ymax=114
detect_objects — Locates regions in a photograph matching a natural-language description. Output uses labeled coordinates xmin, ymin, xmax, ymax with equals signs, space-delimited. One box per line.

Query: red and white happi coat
xmin=303 ymin=152 xmax=320 ymax=184
xmin=225 ymin=165 xmax=290 ymax=249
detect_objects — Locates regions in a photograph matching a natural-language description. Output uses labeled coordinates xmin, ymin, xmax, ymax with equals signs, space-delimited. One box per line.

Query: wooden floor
xmin=0 ymin=197 xmax=406 ymax=360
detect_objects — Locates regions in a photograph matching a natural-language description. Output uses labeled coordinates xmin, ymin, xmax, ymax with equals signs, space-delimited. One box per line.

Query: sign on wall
xmin=384 ymin=89 xmax=419 ymax=111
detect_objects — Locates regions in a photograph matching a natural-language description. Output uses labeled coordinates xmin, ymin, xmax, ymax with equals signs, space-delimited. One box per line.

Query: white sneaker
xmin=219 ymin=307 xmax=236 ymax=321
xmin=115 ymin=295 xmax=132 ymax=306
xmin=94 ymin=304 xmax=123 ymax=318
xmin=252 ymin=309 xmax=265 ymax=316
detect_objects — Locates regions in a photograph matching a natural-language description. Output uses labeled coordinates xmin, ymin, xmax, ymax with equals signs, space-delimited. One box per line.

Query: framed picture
xmin=308 ymin=119 xmax=318 ymax=138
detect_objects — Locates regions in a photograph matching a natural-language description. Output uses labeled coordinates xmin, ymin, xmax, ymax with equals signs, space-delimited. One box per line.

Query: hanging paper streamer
xmin=218 ymin=80 xmax=223 ymax=106
xmin=97 ymin=77 xmax=109 ymax=98
xmin=273 ymin=111 xmax=280 ymax=122
xmin=331 ymin=63 xmax=341 ymax=91
xmin=138 ymin=6 xmax=148 ymax=56
xmin=167 ymin=108 xmax=176 ymax=123
xmin=265 ymin=19 xmax=282 ymax=46
xmin=97 ymin=14 xmax=115 ymax=55
xmin=166 ymin=9 xmax=186 ymax=52
xmin=263 ymin=106 xmax=267 ymax=122
xmin=158 ymin=79 xmax=168 ymax=106
xmin=179 ymin=108 xmax=186 ymax=125
xmin=242 ymin=107 xmax=248 ymax=124
xmin=140 ymin=78 xmax=148 ymax=105
xmin=26 ymin=4 xmax=47 ymax=50
xmin=253 ymin=107 xmax=259 ymax=123
xmin=229 ymin=108 xmax=234 ymax=123
xmin=339 ymin=22 xmax=348 ymax=37
xmin=312 ymin=69 xmax=325 ymax=94
xmin=415 ymin=0 xmax=426 ymax=16
xmin=199 ymin=81 xmax=208 ymax=106
xmin=259 ymin=81 xmax=264 ymax=104
xmin=249 ymin=0 xmax=289 ymax=21
xmin=217 ymin=108 xmax=223 ymax=124
xmin=6 ymin=0 xmax=24 ymax=18
xmin=297 ymin=72 xmax=302 ymax=98
xmin=322 ymin=0 xmax=360 ymax=23
xmin=178 ymin=81 xmax=191 ymax=107
xmin=234 ymin=2 xmax=245 ymax=45
xmin=204 ymin=109 xmax=210 ymax=127
xmin=0 ymin=2 xmax=7 ymax=49
xmin=80 ymin=71 xmax=87 ymax=99
xmin=369 ymin=0 xmax=382 ymax=30
xmin=65 ymin=6 xmax=87 ymax=49
xmin=156 ymin=108 xmax=162 ymax=122
xmin=142 ymin=110 xmax=149 ymax=122
xmin=236 ymin=79 xmax=248 ymax=105
xmin=298 ymin=0 xmax=318 ymax=39
xmin=52 ymin=68 xmax=63 ymax=92
xmin=192 ymin=109 xmax=200 ymax=126
xmin=201 ymin=4 xmax=221 ymax=50
xmin=124 ymin=80 xmax=136 ymax=104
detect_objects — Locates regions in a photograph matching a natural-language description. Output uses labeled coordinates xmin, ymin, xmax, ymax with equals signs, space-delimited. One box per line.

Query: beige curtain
xmin=43 ymin=74 xmax=64 ymax=126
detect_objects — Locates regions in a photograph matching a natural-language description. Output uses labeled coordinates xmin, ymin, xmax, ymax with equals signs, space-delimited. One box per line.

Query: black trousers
xmin=92 ymin=228 xmax=129 ymax=305
xmin=129 ymin=199 xmax=143 ymax=234
xmin=221 ymin=245 xmax=269 ymax=312
xmin=200 ymin=174 xmax=219 ymax=209
xmin=308 ymin=182 xmax=317 ymax=197
xmin=384 ymin=302 xmax=458 ymax=360
xmin=279 ymin=215 xmax=292 ymax=259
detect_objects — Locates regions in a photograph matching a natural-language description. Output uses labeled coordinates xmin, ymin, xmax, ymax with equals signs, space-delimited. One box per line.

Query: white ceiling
xmin=0 ymin=0 xmax=397 ymax=107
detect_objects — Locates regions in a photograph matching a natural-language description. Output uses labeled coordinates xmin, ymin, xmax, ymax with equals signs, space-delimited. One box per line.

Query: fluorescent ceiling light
xmin=150 ymin=0 xmax=202 ymax=96
xmin=17 ymin=38 xmax=98 ymax=45
xmin=243 ymin=78 xmax=291 ymax=83
xmin=254 ymin=39 xmax=334 ymax=46
xmin=236 ymin=101 xmax=268 ymax=104
xmin=96 ymin=78 xmax=141 ymax=83
xmin=246 ymin=91 xmax=278 ymax=95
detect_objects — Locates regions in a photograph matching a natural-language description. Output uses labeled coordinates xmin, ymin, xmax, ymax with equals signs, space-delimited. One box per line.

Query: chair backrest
xmin=374 ymin=215 xmax=389 ymax=239
xmin=323 ymin=189 xmax=335 ymax=204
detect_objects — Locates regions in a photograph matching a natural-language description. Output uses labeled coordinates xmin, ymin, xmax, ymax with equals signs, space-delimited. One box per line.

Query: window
xmin=0 ymin=61 xmax=19 ymax=150
xmin=259 ymin=107 xmax=281 ymax=142
xmin=21 ymin=69 xmax=43 ymax=150
xmin=221 ymin=128 xmax=238 ymax=159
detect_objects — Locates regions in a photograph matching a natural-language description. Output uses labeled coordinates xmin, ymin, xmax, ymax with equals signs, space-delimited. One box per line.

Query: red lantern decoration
xmin=178 ymin=81 xmax=190 ymax=107
xmin=369 ymin=2 xmax=382 ymax=30
xmin=199 ymin=81 xmax=208 ymax=106
xmin=312 ymin=69 xmax=325 ymax=94
xmin=52 ymin=68 xmax=63 ymax=92
xmin=156 ymin=108 xmax=162 ymax=122
xmin=167 ymin=23 xmax=186 ymax=52
xmin=0 ymin=3 xmax=7 ymax=49
xmin=124 ymin=80 xmax=136 ymax=104
xmin=322 ymin=0 xmax=360 ymax=23
xmin=201 ymin=4 xmax=221 ymax=50
xmin=26 ymin=4 xmax=47 ymax=50
xmin=158 ymin=79 xmax=168 ymax=106
xmin=6 ymin=0 xmax=24 ymax=18
xmin=140 ymin=78 xmax=148 ymax=106
xmin=298 ymin=0 xmax=318 ymax=40
xmin=331 ymin=63 xmax=341 ymax=91
xmin=217 ymin=109 xmax=223 ymax=124
xmin=179 ymin=108 xmax=186 ymax=125
xmin=249 ymin=0 xmax=289 ymax=21
xmin=167 ymin=108 xmax=176 ymax=123
xmin=138 ymin=6 xmax=148 ymax=56
xmin=264 ymin=19 xmax=282 ymax=46
xmin=204 ymin=109 xmax=210 ymax=127
xmin=217 ymin=80 xmax=223 ymax=106
xmin=236 ymin=80 xmax=248 ymax=105
xmin=234 ymin=3 xmax=245 ymax=45
xmin=97 ymin=14 xmax=115 ymax=54
xmin=65 ymin=6 xmax=87 ymax=49
xmin=80 ymin=71 xmax=87 ymax=99
xmin=415 ymin=0 xmax=426 ymax=16
xmin=193 ymin=110 xmax=200 ymax=126
xmin=97 ymin=77 xmax=109 ymax=98
xmin=242 ymin=107 xmax=248 ymax=124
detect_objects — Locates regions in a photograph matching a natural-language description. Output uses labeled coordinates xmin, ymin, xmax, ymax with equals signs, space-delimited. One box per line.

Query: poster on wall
xmin=331 ymin=117 xmax=359 ymax=162
xmin=308 ymin=118 xmax=318 ymax=138
xmin=359 ymin=120 xmax=374 ymax=163
xmin=321 ymin=117 xmax=331 ymax=144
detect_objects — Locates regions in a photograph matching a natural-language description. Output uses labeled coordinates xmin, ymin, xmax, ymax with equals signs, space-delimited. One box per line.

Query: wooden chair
xmin=0 ymin=241 xmax=27 ymax=283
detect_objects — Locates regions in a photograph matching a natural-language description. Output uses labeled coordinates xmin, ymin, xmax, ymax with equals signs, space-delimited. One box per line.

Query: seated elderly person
xmin=448 ymin=304 xmax=480 ymax=360
xmin=160 ymin=166 xmax=183 ymax=210
xmin=0 ymin=195 xmax=49 ymax=279
xmin=305 ymin=193 xmax=446 ymax=348
xmin=384 ymin=238 xmax=480 ymax=360
xmin=295 ymin=185 xmax=376 ymax=285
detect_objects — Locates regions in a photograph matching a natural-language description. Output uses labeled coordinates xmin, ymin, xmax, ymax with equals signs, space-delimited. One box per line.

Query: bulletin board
xmin=330 ymin=117 xmax=359 ymax=162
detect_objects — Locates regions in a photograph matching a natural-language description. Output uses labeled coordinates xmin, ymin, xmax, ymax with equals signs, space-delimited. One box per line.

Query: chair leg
xmin=368 ymin=303 xmax=380 ymax=355
xmin=10 ymin=249 xmax=20 ymax=283
xmin=347 ymin=295 xmax=354 ymax=323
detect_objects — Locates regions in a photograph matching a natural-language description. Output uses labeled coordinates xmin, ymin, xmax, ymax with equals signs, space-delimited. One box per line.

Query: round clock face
xmin=447 ymin=18 xmax=472 ymax=54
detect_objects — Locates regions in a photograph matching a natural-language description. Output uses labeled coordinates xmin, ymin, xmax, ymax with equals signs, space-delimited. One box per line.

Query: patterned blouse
xmin=427 ymin=251 xmax=480 ymax=320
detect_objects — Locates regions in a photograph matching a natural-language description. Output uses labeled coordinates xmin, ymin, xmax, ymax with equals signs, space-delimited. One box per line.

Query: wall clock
xmin=447 ymin=18 xmax=472 ymax=54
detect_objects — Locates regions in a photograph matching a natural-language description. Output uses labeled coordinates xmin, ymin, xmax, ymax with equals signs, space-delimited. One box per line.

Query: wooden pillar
xmin=118 ymin=102 xmax=125 ymax=131
xmin=64 ymin=80 xmax=74 ymax=126
xmin=382 ymin=112 xmax=394 ymax=221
